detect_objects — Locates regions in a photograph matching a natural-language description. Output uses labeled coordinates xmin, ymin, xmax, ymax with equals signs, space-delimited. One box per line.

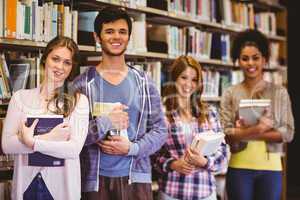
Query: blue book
xmin=27 ymin=115 xmax=64 ymax=167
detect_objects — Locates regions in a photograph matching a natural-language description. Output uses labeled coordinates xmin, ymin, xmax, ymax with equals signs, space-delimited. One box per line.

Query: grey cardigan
xmin=220 ymin=81 xmax=294 ymax=154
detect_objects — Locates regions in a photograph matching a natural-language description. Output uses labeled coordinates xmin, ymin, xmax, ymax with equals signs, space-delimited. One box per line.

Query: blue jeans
xmin=23 ymin=172 xmax=54 ymax=200
xmin=226 ymin=167 xmax=282 ymax=200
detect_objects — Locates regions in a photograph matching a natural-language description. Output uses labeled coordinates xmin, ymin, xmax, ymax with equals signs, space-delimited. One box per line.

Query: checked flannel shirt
xmin=152 ymin=106 xmax=228 ymax=200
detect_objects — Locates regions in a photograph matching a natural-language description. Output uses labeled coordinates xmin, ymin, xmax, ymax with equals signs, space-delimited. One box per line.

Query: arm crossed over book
xmin=26 ymin=115 xmax=65 ymax=167
xmin=238 ymin=99 xmax=271 ymax=126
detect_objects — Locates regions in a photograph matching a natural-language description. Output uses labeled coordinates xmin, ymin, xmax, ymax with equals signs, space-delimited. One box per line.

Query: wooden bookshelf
xmin=75 ymin=0 xmax=286 ymax=41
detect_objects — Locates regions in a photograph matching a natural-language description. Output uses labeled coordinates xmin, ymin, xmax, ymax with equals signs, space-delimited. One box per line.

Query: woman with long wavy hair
xmin=153 ymin=55 xmax=228 ymax=200
xmin=2 ymin=36 xmax=89 ymax=200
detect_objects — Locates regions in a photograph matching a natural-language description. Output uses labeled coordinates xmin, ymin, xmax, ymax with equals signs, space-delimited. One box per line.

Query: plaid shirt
xmin=153 ymin=106 xmax=228 ymax=200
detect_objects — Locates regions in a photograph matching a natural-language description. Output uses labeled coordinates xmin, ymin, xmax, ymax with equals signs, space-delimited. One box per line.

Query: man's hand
xmin=108 ymin=104 xmax=129 ymax=130
xmin=97 ymin=135 xmax=131 ymax=155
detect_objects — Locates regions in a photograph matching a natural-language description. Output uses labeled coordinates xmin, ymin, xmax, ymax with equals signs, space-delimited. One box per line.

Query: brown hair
xmin=163 ymin=55 xmax=209 ymax=124
xmin=40 ymin=36 xmax=80 ymax=117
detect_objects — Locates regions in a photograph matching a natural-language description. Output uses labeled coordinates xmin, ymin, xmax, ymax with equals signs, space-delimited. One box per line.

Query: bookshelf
xmin=0 ymin=0 xmax=288 ymax=199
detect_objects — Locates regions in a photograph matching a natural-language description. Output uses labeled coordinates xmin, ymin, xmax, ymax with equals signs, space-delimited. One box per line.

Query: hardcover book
xmin=27 ymin=115 xmax=64 ymax=167
xmin=190 ymin=131 xmax=225 ymax=156
xmin=239 ymin=99 xmax=271 ymax=126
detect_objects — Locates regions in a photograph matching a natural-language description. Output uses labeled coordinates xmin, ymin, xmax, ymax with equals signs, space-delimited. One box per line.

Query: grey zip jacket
xmin=72 ymin=66 xmax=167 ymax=192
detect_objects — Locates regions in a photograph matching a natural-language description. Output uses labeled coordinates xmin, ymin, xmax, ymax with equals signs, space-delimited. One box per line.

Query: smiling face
xmin=97 ymin=19 xmax=129 ymax=57
xmin=175 ymin=66 xmax=199 ymax=100
xmin=44 ymin=46 xmax=73 ymax=87
xmin=239 ymin=45 xmax=266 ymax=81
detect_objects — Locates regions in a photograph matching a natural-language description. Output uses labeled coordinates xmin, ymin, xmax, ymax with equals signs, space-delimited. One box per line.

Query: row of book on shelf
xmin=0 ymin=53 xmax=285 ymax=102
xmin=0 ymin=0 xmax=78 ymax=42
xmin=77 ymin=11 xmax=282 ymax=67
xmin=0 ymin=0 xmax=284 ymax=67
xmin=113 ymin=0 xmax=278 ymax=37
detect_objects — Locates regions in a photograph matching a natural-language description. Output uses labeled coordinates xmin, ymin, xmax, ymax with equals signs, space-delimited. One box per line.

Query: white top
xmin=181 ymin=122 xmax=194 ymax=146
xmin=1 ymin=88 xmax=89 ymax=200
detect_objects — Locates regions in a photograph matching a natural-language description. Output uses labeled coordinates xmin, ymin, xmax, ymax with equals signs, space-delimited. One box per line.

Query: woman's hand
xmin=19 ymin=119 xmax=39 ymax=149
xmin=170 ymin=156 xmax=195 ymax=175
xmin=38 ymin=122 xmax=70 ymax=141
xmin=256 ymin=108 xmax=274 ymax=134
xmin=184 ymin=147 xmax=208 ymax=168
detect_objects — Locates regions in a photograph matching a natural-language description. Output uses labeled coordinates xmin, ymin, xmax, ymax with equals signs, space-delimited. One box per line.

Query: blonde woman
xmin=2 ymin=36 xmax=89 ymax=200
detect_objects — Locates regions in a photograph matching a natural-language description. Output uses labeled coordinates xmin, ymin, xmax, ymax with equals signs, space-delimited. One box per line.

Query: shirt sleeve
xmin=1 ymin=91 xmax=34 ymax=154
xmin=220 ymin=88 xmax=236 ymax=135
xmin=151 ymin=119 xmax=176 ymax=173
xmin=33 ymin=94 xmax=90 ymax=159
xmin=127 ymin=76 xmax=168 ymax=158
xmin=274 ymin=87 xmax=295 ymax=143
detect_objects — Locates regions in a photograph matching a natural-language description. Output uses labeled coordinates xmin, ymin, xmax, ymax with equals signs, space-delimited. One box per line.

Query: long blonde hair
xmin=40 ymin=36 xmax=80 ymax=117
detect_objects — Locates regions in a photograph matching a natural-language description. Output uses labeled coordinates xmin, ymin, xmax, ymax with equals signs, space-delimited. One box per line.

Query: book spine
xmin=4 ymin=0 xmax=17 ymax=39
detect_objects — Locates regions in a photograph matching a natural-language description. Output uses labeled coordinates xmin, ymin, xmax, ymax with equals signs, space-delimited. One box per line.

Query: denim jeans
xmin=226 ymin=167 xmax=282 ymax=200
xmin=23 ymin=172 xmax=54 ymax=200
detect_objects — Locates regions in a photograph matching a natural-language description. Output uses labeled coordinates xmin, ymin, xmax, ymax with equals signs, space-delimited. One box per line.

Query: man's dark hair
xmin=94 ymin=6 xmax=132 ymax=37
xmin=231 ymin=29 xmax=270 ymax=63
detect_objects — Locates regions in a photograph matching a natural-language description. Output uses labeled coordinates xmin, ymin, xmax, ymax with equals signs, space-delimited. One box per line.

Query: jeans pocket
xmin=23 ymin=172 xmax=54 ymax=200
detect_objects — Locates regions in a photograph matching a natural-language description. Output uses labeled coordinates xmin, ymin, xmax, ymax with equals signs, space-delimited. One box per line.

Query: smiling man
xmin=72 ymin=6 xmax=167 ymax=200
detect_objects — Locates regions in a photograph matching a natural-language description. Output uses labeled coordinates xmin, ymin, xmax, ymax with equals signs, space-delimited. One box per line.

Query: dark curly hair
xmin=231 ymin=29 xmax=270 ymax=63
xmin=94 ymin=6 xmax=132 ymax=38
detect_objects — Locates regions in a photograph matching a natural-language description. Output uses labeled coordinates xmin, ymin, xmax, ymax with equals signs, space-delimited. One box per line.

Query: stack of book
xmin=239 ymin=99 xmax=271 ymax=126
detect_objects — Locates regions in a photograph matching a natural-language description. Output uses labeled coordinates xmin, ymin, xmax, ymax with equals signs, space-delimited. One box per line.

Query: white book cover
xmin=71 ymin=10 xmax=78 ymax=43
xmin=131 ymin=14 xmax=147 ymax=53
xmin=43 ymin=2 xmax=50 ymax=42
xmin=64 ymin=6 xmax=72 ymax=38
xmin=190 ymin=131 xmax=225 ymax=156
xmin=16 ymin=1 xmax=22 ymax=39
xmin=239 ymin=99 xmax=271 ymax=126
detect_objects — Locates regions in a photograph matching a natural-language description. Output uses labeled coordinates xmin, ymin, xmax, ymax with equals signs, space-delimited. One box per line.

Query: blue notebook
xmin=27 ymin=115 xmax=65 ymax=167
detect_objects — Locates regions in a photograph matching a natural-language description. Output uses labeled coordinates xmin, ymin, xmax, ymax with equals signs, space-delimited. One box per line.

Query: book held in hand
xmin=239 ymin=99 xmax=271 ymax=126
xmin=92 ymin=102 xmax=128 ymax=139
xmin=27 ymin=115 xmax=64 ymax=167
xmin=190 ymin=131 xmax=225 ymax=156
